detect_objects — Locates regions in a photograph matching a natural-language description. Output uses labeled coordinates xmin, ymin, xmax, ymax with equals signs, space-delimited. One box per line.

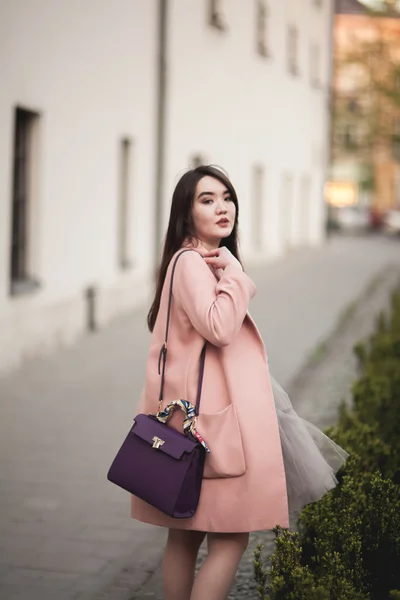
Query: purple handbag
xmin=107 ymin=249 xmax=207 ymax=518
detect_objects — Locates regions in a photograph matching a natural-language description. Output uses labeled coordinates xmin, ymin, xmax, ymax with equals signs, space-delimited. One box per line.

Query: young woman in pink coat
xmin=131 ymin=165 xmax=348 ymax=600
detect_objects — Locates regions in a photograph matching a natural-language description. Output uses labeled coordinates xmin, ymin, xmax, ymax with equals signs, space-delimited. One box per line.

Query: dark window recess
xmin=85 ymin=286 xmax=97 ymax=332
xmin=348 ymin=98 xmax=359 ymax=114
xmin=287 ymin=25 xmax=299 ymax=76
xmin=209 ymin=0 xmax=226 ymax=30
xmin=118 ymin=137 xmax=133 ymax=270
xmin=256 ymin=0 xmax=269 ymax=57
xmin=343 ymin=123 xmax=358 ymax=150
xmin=310 ymin=43 xmax=320 ymax=87
xmin=252 ymin=165 xmax=265 ymax=252
xmin=10 ymin=107 xmax=40 ymax=296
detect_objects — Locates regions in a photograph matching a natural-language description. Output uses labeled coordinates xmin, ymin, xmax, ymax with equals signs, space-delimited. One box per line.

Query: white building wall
xmin=0 ymin=0 xmax=333 ymax=373
xmin=0 ymin=0 xmax=158 ymax=372
xmin=164 ymin=0 xmax=332 ymax=259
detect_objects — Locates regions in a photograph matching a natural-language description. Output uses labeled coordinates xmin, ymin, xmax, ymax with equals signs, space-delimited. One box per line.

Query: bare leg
xmin=190 ymin=532 xmax=249 ymax=600
xmin=162 ymin=528 xmax=206 ymax=600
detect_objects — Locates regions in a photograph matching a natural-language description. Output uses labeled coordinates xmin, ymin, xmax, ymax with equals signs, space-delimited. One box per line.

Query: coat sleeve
xmin=174 ymin=250 xmax=257 ymax=347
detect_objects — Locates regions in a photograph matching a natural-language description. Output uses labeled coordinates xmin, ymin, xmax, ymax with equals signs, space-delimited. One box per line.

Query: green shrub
xmin=325 ymin=412 xmax=396 ymax=481
xmin=254 ymin=289 xmax=400 ymax=600
xmin=254 ymin=527 xmax=367 ymax=600
xmin=349 ymin=294 xmax=400 ymax=482
xmin=299 ymin=471 xmax=400 ymax=599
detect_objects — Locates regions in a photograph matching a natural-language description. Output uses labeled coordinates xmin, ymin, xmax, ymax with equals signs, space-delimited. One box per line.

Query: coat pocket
xmin=197 ymin=404 xmax=246 ymax=479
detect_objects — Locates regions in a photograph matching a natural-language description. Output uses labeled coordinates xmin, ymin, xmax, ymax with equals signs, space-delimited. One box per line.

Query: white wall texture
xmin=0 ymin=0 xmax=333 ymax=373
xmin=164 ymin=0 xmax=332 ymax=257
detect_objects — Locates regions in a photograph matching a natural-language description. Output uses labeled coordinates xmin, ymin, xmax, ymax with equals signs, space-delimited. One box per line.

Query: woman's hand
xmin=203 ymin=247 xmax=242 ymax=272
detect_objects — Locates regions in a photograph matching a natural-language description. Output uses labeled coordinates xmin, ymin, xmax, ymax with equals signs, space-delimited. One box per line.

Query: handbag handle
xmin=157 ymin=249 xmax=207 ymax=416
xmin=155 ymin=399 xmax=210 ymax=453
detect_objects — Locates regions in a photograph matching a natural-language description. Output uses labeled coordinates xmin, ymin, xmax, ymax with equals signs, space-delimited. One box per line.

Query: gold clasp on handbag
xmin=152 ymin=436 xmax=165 ymax=450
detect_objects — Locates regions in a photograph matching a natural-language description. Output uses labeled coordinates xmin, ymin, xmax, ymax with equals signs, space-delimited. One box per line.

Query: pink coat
xmin=131 ymin=244 xmax=289 ymax=532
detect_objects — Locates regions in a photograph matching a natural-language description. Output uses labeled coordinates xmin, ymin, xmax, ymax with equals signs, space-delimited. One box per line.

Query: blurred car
xmin=336 ymin=206 xmax=370 ymax=233
xmin=383 ymin=209 xmax=400 ymax=235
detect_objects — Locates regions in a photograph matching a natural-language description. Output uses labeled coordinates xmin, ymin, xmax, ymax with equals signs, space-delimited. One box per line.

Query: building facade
xmin=0 ymin=0 xmax=333 ymax=373
xmin=330 ymin=0 xmax=400 ymax=214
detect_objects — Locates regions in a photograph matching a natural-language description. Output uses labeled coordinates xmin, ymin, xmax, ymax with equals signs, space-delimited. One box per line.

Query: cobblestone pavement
xmin=0 ymin=235 xmax=400 ymax=600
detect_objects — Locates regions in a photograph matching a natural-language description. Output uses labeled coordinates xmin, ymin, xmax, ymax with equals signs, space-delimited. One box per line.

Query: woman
xmin=131 ymin=165 xmax=348 ymax=600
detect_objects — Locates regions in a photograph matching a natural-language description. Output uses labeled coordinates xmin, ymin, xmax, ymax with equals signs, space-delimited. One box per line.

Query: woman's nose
xmin=216 ymin=202 xmax=227 ymax=213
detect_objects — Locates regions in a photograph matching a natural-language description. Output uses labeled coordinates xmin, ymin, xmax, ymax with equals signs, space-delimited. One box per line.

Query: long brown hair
xmin=147 ymin=165 xmax=242 ymax=332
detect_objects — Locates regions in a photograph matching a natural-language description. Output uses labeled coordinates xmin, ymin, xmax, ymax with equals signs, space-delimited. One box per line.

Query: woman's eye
xmin=202 ymin=197 xmax=231 ymax=204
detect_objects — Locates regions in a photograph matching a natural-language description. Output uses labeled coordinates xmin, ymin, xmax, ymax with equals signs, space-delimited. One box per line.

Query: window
xmin=280 ymin=173 xmax=293 ymax=249
xmin=117 ymin=137 xmax=133 ymax=270
xmin=10 ymin=107 xmax=40 ymax=295
xmin=287 ymin=25 xmax=299 ymax=76
xmin=310 ymin=42 xmax=320 ymax=87
xmin=209 ymin=0 xmax=226 ymax=31
xmin=256 ymin=0 xmax=269 ymax=58
xmin=334 ymin=99 xmax=363 ymax=151
xmin=251 ymin=165 xmax=265 ymax=252
xmin=300 ymin=176 xmax=311 ymax=245
xmin=342 ymin=121 xmax=359 ymax=150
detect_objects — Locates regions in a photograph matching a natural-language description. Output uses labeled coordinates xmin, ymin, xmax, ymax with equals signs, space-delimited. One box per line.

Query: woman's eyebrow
xmin=197 ymin=191 xmax=215 ymax=199
xmin=197 ymin=190 xmax=229 ymax=199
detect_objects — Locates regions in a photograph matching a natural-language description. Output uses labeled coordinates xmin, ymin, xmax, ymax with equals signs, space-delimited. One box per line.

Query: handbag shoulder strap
xmin=157 ymin=249 xmax=206 ymax=416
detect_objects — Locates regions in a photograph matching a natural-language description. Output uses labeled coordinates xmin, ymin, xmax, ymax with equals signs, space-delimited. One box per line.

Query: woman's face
xmin=191 ymin=176 xmax=236 ymax=250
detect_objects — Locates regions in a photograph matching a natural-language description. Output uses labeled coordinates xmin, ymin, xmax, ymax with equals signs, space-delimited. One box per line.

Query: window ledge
xmin=10 ymin=277 xmax=41 ymax=297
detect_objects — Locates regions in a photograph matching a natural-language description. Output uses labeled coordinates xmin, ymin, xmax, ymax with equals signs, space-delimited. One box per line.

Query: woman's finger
xmin=203 ymin=256 xmax=218 ymax=262
xmin=204 ymin=257 xmax=221 ymax=267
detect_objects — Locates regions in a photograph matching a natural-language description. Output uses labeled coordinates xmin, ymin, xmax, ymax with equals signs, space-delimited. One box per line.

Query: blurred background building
xmin=0 ymin=0 xmax=334 ymax=373
xmin=327 ymin=0 xmax=400 ymax=228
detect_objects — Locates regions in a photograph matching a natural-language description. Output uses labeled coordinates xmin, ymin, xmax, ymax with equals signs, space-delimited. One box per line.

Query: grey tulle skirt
xmin=271 ymin=376 xmax=349 ymax=518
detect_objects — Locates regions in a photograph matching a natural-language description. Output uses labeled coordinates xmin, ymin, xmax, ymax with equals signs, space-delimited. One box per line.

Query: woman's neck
xmin=194 ymin=237 xmax=220 ymax=252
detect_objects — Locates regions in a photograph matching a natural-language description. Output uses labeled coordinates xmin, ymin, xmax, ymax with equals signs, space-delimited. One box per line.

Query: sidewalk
xmin=0 ymin=235 xmax=399 ymax=600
